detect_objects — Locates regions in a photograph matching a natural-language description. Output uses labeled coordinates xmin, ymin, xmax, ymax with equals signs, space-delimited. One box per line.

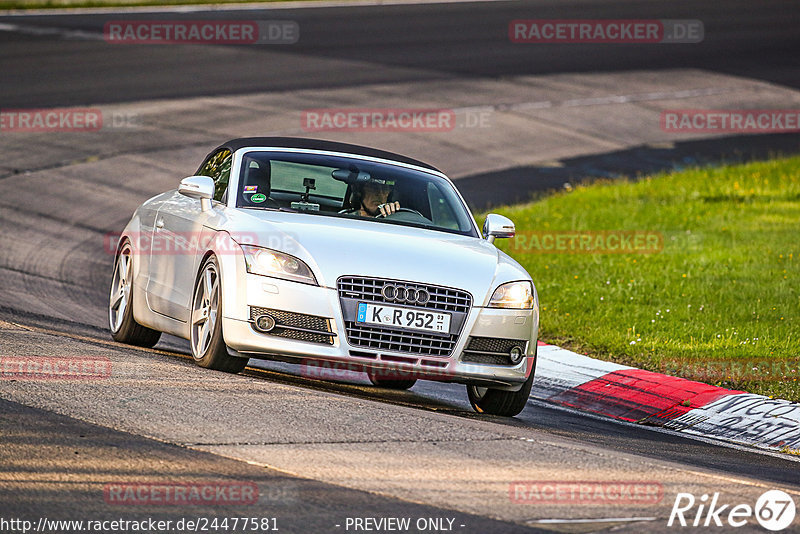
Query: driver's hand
xmin=378 ymin=201 xmax=400 ymax=217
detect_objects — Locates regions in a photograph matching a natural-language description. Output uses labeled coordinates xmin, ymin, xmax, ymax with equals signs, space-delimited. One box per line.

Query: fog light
xmin=254 ymin=314 xmax=276 ymax=332
xmin=509 ymin=346 xmax=524 ymax=364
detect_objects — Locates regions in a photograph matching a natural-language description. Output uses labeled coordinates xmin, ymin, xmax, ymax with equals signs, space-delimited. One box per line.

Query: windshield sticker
xmin=244 ymin=185 xmax=258 ymax=193
xmin=250 ymin=193 xmax=267 ymax=203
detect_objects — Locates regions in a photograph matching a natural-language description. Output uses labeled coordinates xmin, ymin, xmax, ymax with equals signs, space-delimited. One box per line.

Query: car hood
xmin=218 ymin=209 xmax=527 ymax=302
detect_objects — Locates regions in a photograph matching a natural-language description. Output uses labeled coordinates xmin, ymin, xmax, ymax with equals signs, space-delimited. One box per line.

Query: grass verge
xmin=486 ymin=156 xmax=799 ymax=401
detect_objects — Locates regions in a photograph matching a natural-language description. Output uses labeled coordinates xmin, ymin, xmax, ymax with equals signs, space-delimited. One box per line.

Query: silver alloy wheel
xmin=109 ymin=244 xmax=132 ymax=333
xmin=191 ymin=262 xmax=220 ymax=359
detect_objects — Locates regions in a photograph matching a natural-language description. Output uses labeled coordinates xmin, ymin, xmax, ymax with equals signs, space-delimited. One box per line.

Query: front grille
xmin=461 ymin=337 xmax=527 ymax=366
xmin=337 ymin=276 xmax=472 ymax=356
xmin=338 ymin=276 xmax=471 ymax=314
xmin=250 ymin=307 xmax=333 ymax=345
xmin=344 ymin=321 xmax=458 ymax=357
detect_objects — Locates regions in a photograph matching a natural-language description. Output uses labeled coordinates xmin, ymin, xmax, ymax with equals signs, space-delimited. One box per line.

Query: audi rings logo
xmin=381 ymin=284 xmax=430 ymax=305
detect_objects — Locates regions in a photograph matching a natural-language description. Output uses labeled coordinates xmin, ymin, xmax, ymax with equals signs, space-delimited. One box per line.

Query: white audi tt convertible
xmin=109 ymin=138 xmax=539 ymax=416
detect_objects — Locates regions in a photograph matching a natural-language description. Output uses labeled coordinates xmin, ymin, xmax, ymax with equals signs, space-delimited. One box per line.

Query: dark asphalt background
xmin=0 ymin=397 xmax=543 ymax=533
xmin=2 ymin=0 xmax=798 ymax=206
xmin=1 ymin=0 xmax=799 ymax=108
xmin=1 ymin=1 xmax=799 ymax=531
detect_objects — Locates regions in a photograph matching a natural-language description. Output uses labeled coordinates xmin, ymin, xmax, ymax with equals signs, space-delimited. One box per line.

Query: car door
xmin=145 ymin=149 xmax=232 ymax=322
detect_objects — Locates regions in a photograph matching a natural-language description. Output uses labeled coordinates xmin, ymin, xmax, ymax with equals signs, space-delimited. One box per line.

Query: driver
xmin=346 ymin=178 xmax=400 ymax=217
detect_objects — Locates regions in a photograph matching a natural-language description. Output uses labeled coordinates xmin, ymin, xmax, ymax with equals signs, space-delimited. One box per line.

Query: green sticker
xmin=251 ymin=193 xmax=266 ymax=203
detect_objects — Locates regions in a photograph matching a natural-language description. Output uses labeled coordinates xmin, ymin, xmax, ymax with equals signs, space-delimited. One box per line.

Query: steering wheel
xmin=375 ymin=207 xmax=425 ymax=219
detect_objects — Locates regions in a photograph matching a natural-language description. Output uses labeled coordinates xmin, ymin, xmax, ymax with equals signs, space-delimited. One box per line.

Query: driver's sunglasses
xmin=364 ymin=183 xmax=392 ymax=194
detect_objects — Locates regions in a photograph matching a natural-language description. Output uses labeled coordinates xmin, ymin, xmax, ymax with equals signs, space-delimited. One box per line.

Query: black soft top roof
xmin=215 ymin=137 xmax=441 ymax=173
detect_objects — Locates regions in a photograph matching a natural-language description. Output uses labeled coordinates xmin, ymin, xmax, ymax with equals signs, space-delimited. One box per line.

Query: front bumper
xmin=222 ymin=273 xmax=538 ymax=390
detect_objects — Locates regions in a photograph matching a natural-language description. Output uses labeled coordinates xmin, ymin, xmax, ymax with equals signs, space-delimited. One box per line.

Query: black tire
xmin=109 ymin=240 xmax=161 ymax=348
xmin=367 ymin=370 xmax=417 ymax=390
xmin=190 ymin=255 xmax=248 ymax=374
xmin=466 ymin=346 xmax=537 ymax=417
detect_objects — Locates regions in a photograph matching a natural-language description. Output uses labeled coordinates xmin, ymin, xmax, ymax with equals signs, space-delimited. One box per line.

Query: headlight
xmin=488 ymin=281 xmax=534 ymax=309
xmin=240 ymin=245 xmax=317 ymax=285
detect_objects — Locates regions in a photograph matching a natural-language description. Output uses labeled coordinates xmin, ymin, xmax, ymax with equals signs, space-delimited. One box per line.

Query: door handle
xmin=155 ymin=218 xmax=164 ymax=229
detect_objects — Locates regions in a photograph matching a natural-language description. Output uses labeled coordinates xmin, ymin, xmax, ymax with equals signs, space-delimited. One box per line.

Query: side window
xmin=198 ymin=149 xmax=232 ymax=202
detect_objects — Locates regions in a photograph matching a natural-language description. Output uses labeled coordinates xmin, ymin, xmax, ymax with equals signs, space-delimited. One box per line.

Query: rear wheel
xmin=367 ymin=370 xmax=417 ymax=390
xmin=190 ymin=256 xmax=248 ymax=374
xmin=109 ymin=241 xmax=161 ymax=347
xmin=467 ymin=347 xmax=536 ymax=417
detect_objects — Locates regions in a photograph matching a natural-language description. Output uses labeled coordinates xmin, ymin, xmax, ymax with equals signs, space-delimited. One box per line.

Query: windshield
xmin=235 ymin=150 xmax=478 ymax=237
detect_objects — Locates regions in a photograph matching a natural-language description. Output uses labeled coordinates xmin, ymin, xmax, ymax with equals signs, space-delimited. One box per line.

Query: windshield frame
xmin=227 ymin=147 xmax=481 ymax=238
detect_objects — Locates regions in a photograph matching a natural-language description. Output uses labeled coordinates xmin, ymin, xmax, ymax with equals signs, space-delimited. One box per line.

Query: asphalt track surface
xmin=1 ymin=0 xmax=800 ymax=532
xmin=0 ymin=0 xmax=799 ymax=107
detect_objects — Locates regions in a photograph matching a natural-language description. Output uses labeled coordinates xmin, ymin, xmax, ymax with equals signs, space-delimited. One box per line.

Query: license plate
xmin=357 ymin=302 xmax=451 ymax=334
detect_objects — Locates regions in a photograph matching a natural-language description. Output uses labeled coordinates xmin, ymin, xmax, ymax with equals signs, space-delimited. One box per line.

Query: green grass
xmin=484 ymin=156 xmax=800 ymax=401
xmin=0 ymin=0 xmax=333 ymax=10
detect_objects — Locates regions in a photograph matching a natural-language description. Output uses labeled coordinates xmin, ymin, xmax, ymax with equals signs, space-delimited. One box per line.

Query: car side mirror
xmin=178 ymin=176 xmax=214 ymax=211
xmin=483 ymin=213 xmax=515 ymax=244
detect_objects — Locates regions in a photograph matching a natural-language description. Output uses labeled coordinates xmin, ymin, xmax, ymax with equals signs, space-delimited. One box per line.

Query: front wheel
xmin=190 ymin=256 xmax=248 ymax=373
xmin=467 ymin=348 xmax=536 ymax=416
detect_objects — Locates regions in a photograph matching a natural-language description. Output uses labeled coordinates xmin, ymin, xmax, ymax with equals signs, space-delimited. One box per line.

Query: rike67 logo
xmin=668 ymin=490 xmax=796 ymax=531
